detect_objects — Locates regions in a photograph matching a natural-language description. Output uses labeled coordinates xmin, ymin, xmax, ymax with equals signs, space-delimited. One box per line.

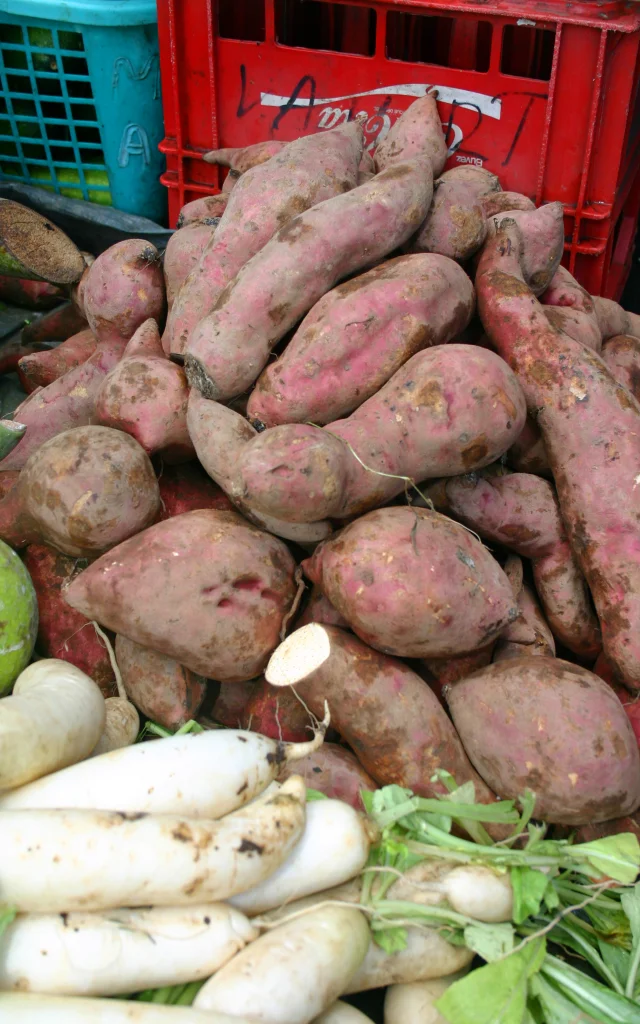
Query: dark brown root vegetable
xmin=0 ymin=200 xmax=85 ymax=284
xmin=115 ymin=635 xmax=207 ymax=730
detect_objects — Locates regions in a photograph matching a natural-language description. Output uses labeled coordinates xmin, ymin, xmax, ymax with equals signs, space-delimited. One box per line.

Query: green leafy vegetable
xmin=436 ymin=937 xmax=546 ymax=1024
xmin=511 ymin=866 xmax=551 ymax=925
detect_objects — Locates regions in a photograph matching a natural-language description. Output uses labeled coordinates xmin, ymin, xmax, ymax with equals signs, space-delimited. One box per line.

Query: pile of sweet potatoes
xmin=3 ymin=95 xmax=640 ymax=839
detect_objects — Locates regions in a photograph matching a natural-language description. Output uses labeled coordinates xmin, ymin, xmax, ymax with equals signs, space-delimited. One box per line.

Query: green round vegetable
xmin=0 ymin=539 xmax=38 ymax=694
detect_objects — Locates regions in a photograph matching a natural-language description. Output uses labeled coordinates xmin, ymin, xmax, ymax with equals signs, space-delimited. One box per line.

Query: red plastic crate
xmin=157 ymin=0 xmax=640 ymax=299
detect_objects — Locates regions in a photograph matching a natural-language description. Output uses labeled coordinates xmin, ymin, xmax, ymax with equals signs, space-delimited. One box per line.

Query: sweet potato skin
xmin=115 ymin=634 xmax=207 ymax=729
xmin=477 ymin=219 xmax=640 ymax=689
xmin=22 ymin=544 xmax=117 ymax=696
xmin=166 ymin=122 xmax=363 ymax=355
xmin=484 ymin=203 xmax=565 ymax=295
xmin=593 ymin=296 xmax=640 ymax=342
xmin=17 ymin=425 xmax=160 ymax=557
xmin=203 ymin=140 xmax=285 ymax=173
xmin=247 ymin=254 xmax=475 ymax=428
xmin=277 ymin=742 xmax=376 ymax=810
xmin=154 ymin=461 xmax=233 ymax=522
xmin=411 ymin=166 xmax=500 ymax=261
xmin=17 ymin=329 xmax=98 ymax=392
xmin=176 ymin=194 xmax=228 ymax=228
xmin=447 ymin=657 xmax=640 ymax=824
xmin=65 ymin=509 xmax=298 ymax=682
xmin=21 ymin=301 xmax=87 ymax=346
xmin=540 ymin=266 xmax=602 ymax=353
xmin=242 ymin=676 xmax=312 ymax=742
xmin=507 ymin=417 xmax=551 ymax=476
xmin=84 ymin=240 xmax=166 ymax=345
xmin=374 ymin=93 xmax=448 ymax=174
xmin=494 ymin=583 xmax=556 ymax=661
xmin=302 ymin=507 xmax=518 ymax=659
xmin=0 ymin=276 xmax=63 ymax=309
xmin=236 ymin=344 xmax=526 ymax=523
xmin=164 ymin=223 xmax=219 ymax=310
xmin=211 ymin=680 xmax=255 ymax=728
xmin=601 ymin=335 xmax=640 ymax=402
xmin=297 ymin=585 xmax=348 ymax=629
xmin=481 ymin=192 xmax=535 ymax=216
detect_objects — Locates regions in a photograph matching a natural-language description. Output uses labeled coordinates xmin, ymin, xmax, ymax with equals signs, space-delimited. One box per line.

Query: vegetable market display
xmin=1 ymin=93 xmax=640 ymax=1022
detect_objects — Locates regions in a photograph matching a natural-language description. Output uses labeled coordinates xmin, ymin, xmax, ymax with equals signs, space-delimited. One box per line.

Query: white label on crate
xmin=259 ymin=83 xmax=502 ymax=119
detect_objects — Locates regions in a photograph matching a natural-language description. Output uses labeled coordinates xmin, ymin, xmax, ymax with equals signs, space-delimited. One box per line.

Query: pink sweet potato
xmin=2 ymin=425 xmax=159 ymax=557
xmin=176 ymin=194 xmax=229 ymax=228
xmin=540 ymin=265 xmax=602 ymax=353
xmin=266 ymin=623 xmax=499 ymax=804
xmin=0 ymin=337 xmax=125 ymax=471
xmin=480 ymin=191 xmax=535 ymax=216
xmin=374 ymin=92 xmax=448 ymax=174
xmin=297 ymin=585 xmax=348 ymax=629
xmin=601 ymin=335 xmax=640 ymax=402
xmin=21 ymin=301 xmax=87 ymax=346
xmin=507 ymin=416 xmax=551 ymax=477
xmin=0 ymin=339 xmax=49 ymax=387
xmin=477 ymin=217 xmax=640 ymax=689
xmin=164 ymin=223 xmax=219 ymax=310
xmin=446 ymin=657 xmax=640 ymax=824
xmin=593 ymin=651 xmax=640 ymax=747
xmin=211 ymin=680 xmax=256 ymax=728
xmin=301 ymin=507 xmax=518 ymax=659
xmin=203 ymin=140 xmax=286 ymax=173
xmin=186 ymin=391 xmax=332 ymax=544
xmin=0 ymin=275 xmax=64 ymax=309
xmin=114 ymin=634 xmax=207 ymax=730
xmin=592 ymin=296 xmax=640 ymax=341
xmin=419 ymin=648 xmax=494 ymax=707
xmin=426 ymin=470 xmax=601 ymax=658
xmin=484 ymin=202 xmax=565 ymax=295
xmin=17 ymin=328 xmax=98 ymax=392
xmin=165 ymin=122 xmax=364 ymax=355
xmin=65 ymin=509 xmax=298 ymax=682
xmin=21 ymin=544 xmax=117 ymax=696
xmin=493 ymin=583 xmax=556 ymax=661
xmin=566 ymin=814 xmax=640 ymax=845
xmin=232 ymin=344 xmax=526 ymax=524
xmin=95 ymin=319 xmax=193 ymax=463
xmin=242 ymin=675 xmax=312 ymax=743
xmin=83 ymin=239 xmax=166 ymax=345
xmin=277 ymin=742 xmax=376 ymax=810
xmin=247 ymin=253 xmax=475 ymax=428
xmin=411 ymin=166 xmax=500 ymax=261
xmin=155 ymin=461 xmax=233 ymax=522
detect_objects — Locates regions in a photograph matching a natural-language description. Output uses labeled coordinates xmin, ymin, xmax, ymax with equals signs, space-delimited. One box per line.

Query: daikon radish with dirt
xmin=0 ymin=723 xmax=327 ymax=815
xmin=0 ymin=903 xmax=257 ymax=996
xmin=229 ymin=797 xmax=372 ymax=915
xmin=194 ymin=906 xmax=370 ymax=1024
xmin=0 ymin=660 xmax=105 ymax=792
xmin=345 ymin=927 xmax=474 ymax=992
xmin=0 ymin=994 xmax=253 ymax=1023
xmin=0 ymin=776 xmax=306 ymax=912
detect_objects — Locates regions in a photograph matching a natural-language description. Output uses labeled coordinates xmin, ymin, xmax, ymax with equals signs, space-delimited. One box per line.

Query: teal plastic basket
xmin=0 ymin=0 xmax=166 ymax=222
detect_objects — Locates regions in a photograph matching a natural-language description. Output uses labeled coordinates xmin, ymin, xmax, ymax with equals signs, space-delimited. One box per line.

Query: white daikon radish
xmin=229 ymin=798 xmax=372 ymax=915
xmin=345 ymin=927 xmax=474 ymax=992
xmin=0 ymin=903 xmax=257 ymax=996
xmin=441 ymin=865 xmax=513 ymax=922
xmin=0 ymin=775 xmax=306 ymax=912
xmin=91 ymin=697 xmax=140 ymax=756
xmin=0 ymin=660 xmax=105 ymax=791
xmin=0 ymin=993 xmax=255 ymax=1022
xmin=194 ymin=906 xmax=370 ymax=1024
xmin=0 ymin=721 xmax=326 ymax=816
xmin=313 ymin=1001 xmax=375 ymax=1023
xmin=384 ymin=973 xmax=468 ymax=1024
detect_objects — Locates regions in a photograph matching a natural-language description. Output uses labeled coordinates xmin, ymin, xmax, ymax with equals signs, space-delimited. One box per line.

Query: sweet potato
xmin=540 ymin=265 xmax=602 ymax=352
xmin=601 ymin=335 xmax=640 ymax=401
xmin=84 ymin=240 xmax=166 ymax=345
xmin=297 ymin=586 xmax=348 ymax=629
xmin=211 ymin=680 xmax=256 ymax=728
xmin=155 ymin=461 xmax=233 ymax=522
xmin=484 ymin=202 xmax=564 ymax=295
xmin=358 ymin=148 xmax=376 ymax=184
xmin=176 ymin=194 xmax=229 ymax=228
xmin=21 ymin=544 xmax=117 ymax=696
xmin=114 ymin=634 xmax=207 ymax=729
xmin=480 ymin=192 xmax=535 ymax=216
xmin=493 ymin=584 xmax=556 ymax=661
xmin=2 ymin=425 xmax=159 ymax=557
xmin=164 ymin=223 xmax=219 ymax=310
xmin=233 ymin=344 xmax=526 ymax=524
xmin=426 ymin=470 xmax=601 ymax=658
xmin=0 ymin=475 xmax=39 ymax=549
xmin=247 ymin=254 xmax=475 ymax=428
xmin=0 ymin=470 xmax=19 ymax=500
xmin=165 ymin=122 xmax=364 ymax=355
xmin=95 ymin=319 xmax=193 ymax=463
xmin=477 ymin=218 xmax=640 ymax=689
xmin=419 ymin=648 xmax=494 ymax=707
xmin=0 ymin=339 xmax=49 ymax=385
xmin=278 ymin=742 xmax=376 ymax=809
xmin=17 ymin=329 xmax=98 ymax=392
xmin=186 ymin=391 xmax=332 ymax=544
xmin=0 ymin=275 xmax=63 ymax=309
xmin=21 ymin=301 xmax=87 ymax=346
xmin=565 ymin=814 xmax=640 ymax=845
xmin=446 ymin=657 xmax=640 ymax=824
xmin=0 ymin=337 xmax=126 ymax=471
xmin=65 ymin=509 xmax=298 ymax=682
xmin=592 ymin=296 xmax=640 ymax=341
xmin=203 ymin=140 xmax=286 ymax=173
xmin=242 ymin=676 xmax=312 ymax=742
xmin=374 ymin=92 xmax=447 ymax=174
xmin=302 ymin=507 xmax=518 ymax=659
xmin=506 ymin=416 xmax=551 ymax=476
xmin=411 ymin=166 xmax=500 ymax=261
xmin=186 ymin=158 xmax=437 ymax=400
xmin=266 ymin=623 xmax=499 ymax=804
xmin=593 ymin=651 xmax=640 ymax=747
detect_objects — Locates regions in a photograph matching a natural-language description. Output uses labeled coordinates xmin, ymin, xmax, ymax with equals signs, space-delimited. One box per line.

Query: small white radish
xmin=91 ymin=697 xmax=140 ymax=756
xmin=0 ymin=723 xmax=326 ymax=816
xmin=194 ymin=906 xmax=370 ymax=1023
xmin=384 ymin=972 xmax=468 ymax=1024
xmin=0 ymin=660 xmax=105 ymax=791
xmin=313 ymin=1001 xmax=375 ymax=1023
xmin=344 ymin=927 xmax=474 ymax=992
xmin=0 ymin=775 xmax=306 ymax=912
xmin=0 ymin=993 xmax=255 ymax=1022
xmin=440 ymin=865 xmax=514 ymax=923
xmin=229 ymin=798 xmax=372 ymax=915
xmin=0 ymin=903 xmax=257 ymax=996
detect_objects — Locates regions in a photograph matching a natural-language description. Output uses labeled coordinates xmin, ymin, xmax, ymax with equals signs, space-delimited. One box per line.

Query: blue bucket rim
xmin=0 ymin=1 xmax=157 ymax=28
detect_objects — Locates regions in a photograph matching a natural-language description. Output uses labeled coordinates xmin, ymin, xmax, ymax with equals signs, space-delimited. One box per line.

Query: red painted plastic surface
xmin=157 ymin=0 xmax=640 ymax=298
